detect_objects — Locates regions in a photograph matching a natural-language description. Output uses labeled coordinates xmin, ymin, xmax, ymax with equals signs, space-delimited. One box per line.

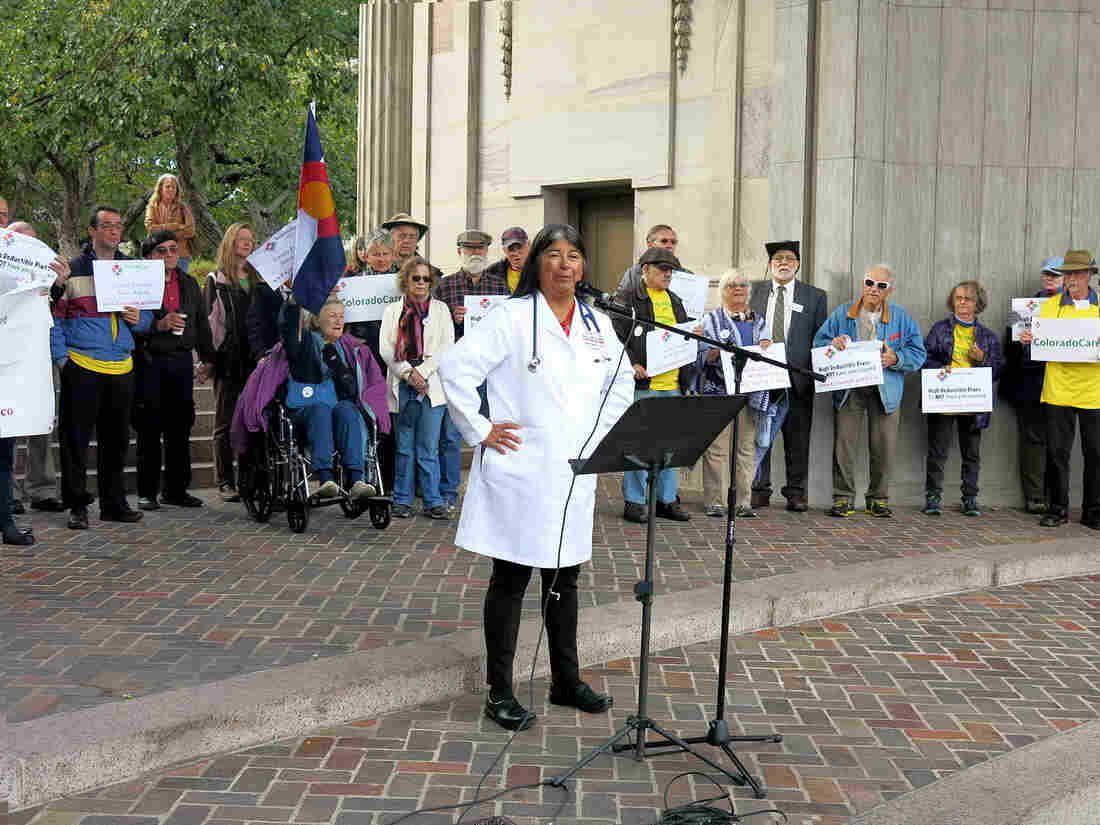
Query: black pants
xmin=925 ymin=414 xmax=982 ymax=497
xmin=59 ymin=361 xmax=134 ymax=513
xmin=1045 ymin=403 xmax=1100 ymax=520
xmin=213 ymin=375 xmax=246 ymax=488
xmin=0 ymin=438 xmax=13 ymax=528
xmin=134 ymin=354 xmax=196 ymax=499
xmin=484 ymin=558 xmax=581 ymax=695
xmin=1016 ymin=400 xmax=1048 ymax=504
xmin=753 ymin=389 xmax=813 ymax=499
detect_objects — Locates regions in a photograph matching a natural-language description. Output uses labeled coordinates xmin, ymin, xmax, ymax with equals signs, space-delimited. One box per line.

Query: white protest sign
xmin=247 ymin=219 xmax=297 ymax=290
xmin=1030 ymin=316 xmax=1100 ymax=362
xmin=1009 ymin=296 xmax=1046 ymax=341
xmin=646 ymin=321 xmax=698 ymax=376
xmin=812 ymin=339 xmax=884 ymax=393
xmin=921 ymin=367 xmax=994 ymax=414
xmin=721 ymin=343 xmax=791 ymax=394
xmin=333 ymin=274 xmax=402 ymax=323
xmin=464 ymin=294 xmax=509 ymax=329
xmin=92 ymin=259 xmax=164 ymax=310
xmin=0 ymin=230 xmax=59 ymax=295
xmin=0 ymin=290 xmax=55 ymax=437
xmin=669 ymin=271 xmax=709 ymax=320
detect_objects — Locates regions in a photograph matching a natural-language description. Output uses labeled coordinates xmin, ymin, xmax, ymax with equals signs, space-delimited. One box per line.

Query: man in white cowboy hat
xmin=380 ymin=213 xmax=442 ymax=279
xmin=1021 ymin=249 xmax=1100 ymax=530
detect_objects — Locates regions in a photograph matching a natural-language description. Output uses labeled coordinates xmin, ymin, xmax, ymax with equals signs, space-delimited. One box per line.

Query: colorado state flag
xmin=293 ymin=103 xmax=345 ymax=313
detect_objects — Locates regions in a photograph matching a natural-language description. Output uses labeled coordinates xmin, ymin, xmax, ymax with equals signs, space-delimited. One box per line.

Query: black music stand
xmin=551 ymin=394 xmax=762 ymax=790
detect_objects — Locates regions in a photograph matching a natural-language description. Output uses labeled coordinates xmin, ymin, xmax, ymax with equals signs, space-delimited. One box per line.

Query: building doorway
xmin=574 ymin=189 xmax=635 ymax=295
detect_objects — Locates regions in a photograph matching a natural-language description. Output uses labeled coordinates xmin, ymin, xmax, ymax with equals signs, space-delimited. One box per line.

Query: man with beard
xmin=381 ymin=213 xmax=443 ymax=280
xmin=433 ymin=230 xmax=511 ymax=512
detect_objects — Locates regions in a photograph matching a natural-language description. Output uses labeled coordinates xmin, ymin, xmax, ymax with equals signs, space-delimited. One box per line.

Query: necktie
xmin=772 ymin=285 xmax=786 ymax=344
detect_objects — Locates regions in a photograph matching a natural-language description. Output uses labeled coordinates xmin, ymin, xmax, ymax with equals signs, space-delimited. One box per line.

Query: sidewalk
xmin=8 ymin=571 xmax=1100 ymax=825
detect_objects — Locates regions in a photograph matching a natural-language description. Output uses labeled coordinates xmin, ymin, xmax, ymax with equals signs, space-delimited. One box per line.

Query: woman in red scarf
xmin=379 ymin=256 xmax=454 ymax=518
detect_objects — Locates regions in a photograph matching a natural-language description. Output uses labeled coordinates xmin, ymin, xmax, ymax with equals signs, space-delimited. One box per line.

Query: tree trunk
xmin=121 ymin=194 xmax=150 ymax=249
xmin=175 ymin=130 xmax=223 ymax=258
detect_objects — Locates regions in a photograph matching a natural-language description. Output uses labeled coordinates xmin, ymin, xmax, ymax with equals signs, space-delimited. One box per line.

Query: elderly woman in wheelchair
xmin=232 ymin=293 xmax=391 ymax=531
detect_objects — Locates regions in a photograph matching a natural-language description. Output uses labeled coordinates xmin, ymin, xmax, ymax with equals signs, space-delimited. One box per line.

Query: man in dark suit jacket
xmin=749 ymin=240 xmax=828 ymax=511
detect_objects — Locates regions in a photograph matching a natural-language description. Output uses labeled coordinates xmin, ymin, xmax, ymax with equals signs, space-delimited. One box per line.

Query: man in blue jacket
xmin=813 ymin=265 xmax=926 ymax=518
xmin=51 ymin=206 xmax=153 ymax=530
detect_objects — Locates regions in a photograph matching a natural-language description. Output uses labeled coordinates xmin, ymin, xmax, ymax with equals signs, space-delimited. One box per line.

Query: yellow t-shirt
xmin=951 ymin=324 xmax=975 ymax=368
xmin=1039 ymin=292 xmax=1100 ymax=409
xmin=646 ymin=287 xmax=679 ymax=391
xmin=507 ymin=267 xmax=521 ymax=293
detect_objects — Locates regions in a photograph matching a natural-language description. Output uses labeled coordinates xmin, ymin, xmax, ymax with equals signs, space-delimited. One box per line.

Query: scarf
xmin=395 ymin=296 xmax=429 ymax=366
xmin=953 ymin=314 xmax=976 ymax=327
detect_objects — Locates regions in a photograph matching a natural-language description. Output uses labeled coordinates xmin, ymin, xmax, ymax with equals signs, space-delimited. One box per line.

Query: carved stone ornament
xmin=673 ymin=0 xmax=693 ymax=73
xmin=500 ymin=0 xmax=513 ymax=97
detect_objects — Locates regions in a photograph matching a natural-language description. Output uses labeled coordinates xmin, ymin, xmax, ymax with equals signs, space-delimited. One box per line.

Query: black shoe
xmin=751 ymin=491 xmax=771 ymax=508
xmin=1081 ymin=517 xmax=1100 ymax=531
xmin=137 ymin=496 xmax=160 ymax=511
xmin=31 ymin=497 xmax=66 ymax=513
xmin=10 ymin=500 xmax=25 ymax=515
xmin=424 ymin=505 xmax=451 ymax=519
xmin=1040 ymin=511 xmax=1068 ymax=528
xmin=161 ymin=493 xmax=204 ymax=508
xmin=549 ymin=681 xmax=613 ymax=713
xmin=100 ymin=506 xmax=143 ymax=523
xmin=485 ymin=691 xmax=536 ymax=731
xmin=623 ymin=502 xmax=648 ymax=524
xmin=2 ymin=524 xmax=35 ymax=546
xmin=785 ymin=495 xmax=808 ymax=512
xmin=68 ymin=508 xmax=89 ymax=530
xmin=655 ymin=500 xmax=691 ymax=521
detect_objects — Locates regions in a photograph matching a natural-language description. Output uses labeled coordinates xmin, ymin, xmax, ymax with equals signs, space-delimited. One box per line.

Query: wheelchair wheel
xmin=369 ymin=501 xmax=392 ymax=529
xmin=340 ymin=497 xmax=367 ymax=519
xmin=287 ymin=488 xmax=310 ymax=533
xmin=242 ymin=465 xmax=273 ymax=523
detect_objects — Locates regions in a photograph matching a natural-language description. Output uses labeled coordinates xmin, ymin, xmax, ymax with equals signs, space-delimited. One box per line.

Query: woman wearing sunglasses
xmin=379 ymin=256 xmax=455 ymax=518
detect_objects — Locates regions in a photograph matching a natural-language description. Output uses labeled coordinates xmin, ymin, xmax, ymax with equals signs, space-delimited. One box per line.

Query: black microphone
xmin=574 ymin=280 xmax=617 ymax=306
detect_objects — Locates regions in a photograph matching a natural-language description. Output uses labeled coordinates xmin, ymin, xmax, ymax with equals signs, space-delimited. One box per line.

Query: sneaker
xmin=866 ymin=498 xmax=893 ymax=518
xmin=1025 ymin=499 xmax=1048 ymax=515
xmin=623 ymin=502 xmax=648 ymax=523
xmin=1040 ymin=510 xmax=1068 ymax=528
xmin=921 ymin=492 xmax=942 ymax=516
xmin=828 ymin=498 xmax=855 ymax=518
xmin=734 ymin=504 xmax=758 ymax=519
xmin=160 ymin=492 xmax=204 ymax=508
xmin=424 ymin=505 xmax=451 ymax=519
xmin=315 ymin=480 xmax=340 ymax=499
xmin=349 ymin=480 xmax=376 ymax=501
xmin=2 ymin=524 xmax=35 ymax=546
xmin=67 ymin=507 xmax=89 ymax=530
xmin=218 ymin=484 xmax=240 ymax=503
xmin=655 ymin=500 xmax=691 ymax=521
xmin=962 ymin=496 xmax=982 ymax=517
xmin=100 ymin=505 xmax=143 ymax=523
xmin=392 ymin=504 xmax=414 ymax=518
xmin=137 ymin=496 xmax=161 ymax=511
xmin=445 ymin=498 xmax=458 ymax=515
xmin=703 ymin=504 xmax=726 ymax=518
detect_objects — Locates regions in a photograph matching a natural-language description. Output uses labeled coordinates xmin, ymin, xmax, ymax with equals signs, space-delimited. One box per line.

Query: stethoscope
xmin=527 ymin=294 xmax=599 ymax=373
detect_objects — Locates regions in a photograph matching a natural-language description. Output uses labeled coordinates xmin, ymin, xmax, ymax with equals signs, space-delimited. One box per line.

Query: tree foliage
xmin=1 ymin=0 xmax=359 ymax=255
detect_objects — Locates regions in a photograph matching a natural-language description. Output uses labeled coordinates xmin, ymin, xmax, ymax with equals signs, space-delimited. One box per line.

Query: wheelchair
xmin=239 ymin=399 xmax=392 ymax=533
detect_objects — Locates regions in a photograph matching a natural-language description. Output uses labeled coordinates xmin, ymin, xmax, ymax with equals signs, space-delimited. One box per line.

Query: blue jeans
xmin=622 ymin=387 xmax=681 ymax=505
xmin=290 ymin=401 xmax=364 ymax=483
xmin=396 ymin=383 xmax=446 ymax=508
xmin=438 ymin=382 xmax=486 ymax=504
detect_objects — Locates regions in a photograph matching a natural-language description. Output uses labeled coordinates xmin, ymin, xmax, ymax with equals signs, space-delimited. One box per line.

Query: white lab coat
xmin=438 ymin=291 xmax=634 ymax=568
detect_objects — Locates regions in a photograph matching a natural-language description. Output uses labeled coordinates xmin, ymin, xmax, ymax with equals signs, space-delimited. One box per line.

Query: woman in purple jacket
xmin=921 ymin=280 xmax=1003 ymax=517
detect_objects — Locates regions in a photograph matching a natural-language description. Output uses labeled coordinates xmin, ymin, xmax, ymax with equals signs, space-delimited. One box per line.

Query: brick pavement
xmin=9 ymin=572 xmax=1100 ymax=825
xmin=2 ymin=480 xmax=1096 ymax=725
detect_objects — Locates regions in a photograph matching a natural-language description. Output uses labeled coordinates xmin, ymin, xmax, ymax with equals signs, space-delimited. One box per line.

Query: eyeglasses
xmin=864 ymin=278 xmax=890 ymax=290
xmin=724 ymin=282 xmax=748 ymax=289
xmin=1041 ymin=271 xmax=1063 ymax=277
xmin=409 ymin=275 xmax=432 ymax=283
xmin=97 ymin=222 xmax=123 ymax=231
xmin=153 ymin=245 xmax=179 ymax=255
xmin=772 ymin=255 xmax=798 ymax=264
xmin=654 ymin=265 xmax=674 ymax=272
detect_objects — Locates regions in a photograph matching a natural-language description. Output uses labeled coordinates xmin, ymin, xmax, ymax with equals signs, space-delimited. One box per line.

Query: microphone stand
xmin=583 ymin=285 xmax=824 ymax=796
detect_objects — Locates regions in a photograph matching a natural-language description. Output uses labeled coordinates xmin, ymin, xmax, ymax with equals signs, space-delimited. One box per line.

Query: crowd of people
xmin=3 ymin=186 xmax=1099 ymax=553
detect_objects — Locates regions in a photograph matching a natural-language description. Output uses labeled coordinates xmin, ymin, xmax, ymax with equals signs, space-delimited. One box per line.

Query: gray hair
xmin=717 ymin=267 xmax=749 ymax=292
xmin=866 ymin=263 xmax=895 ymax=283
xmin=360 ymin=228 xmax=394 ymax=251
xmin=307 ymin=294 xmax=345 ymax=330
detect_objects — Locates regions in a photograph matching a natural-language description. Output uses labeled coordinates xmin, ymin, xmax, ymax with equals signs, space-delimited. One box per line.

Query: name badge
xmin=1075 ymin=300 xmax=1091 ymax=310
xmin=582 ymin=330 xmax=609 ymax=360
xmin=791 ymin=301 xmax=804 ymax=313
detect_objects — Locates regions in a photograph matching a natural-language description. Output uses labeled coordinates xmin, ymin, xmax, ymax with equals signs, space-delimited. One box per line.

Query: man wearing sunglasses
xmin=813 ymin=265 xmax=926 ymax=518
xmin=748 ymin=240 xmax=828 ymax=512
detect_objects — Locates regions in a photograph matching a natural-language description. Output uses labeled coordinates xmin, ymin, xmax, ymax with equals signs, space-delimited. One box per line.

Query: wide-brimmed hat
xmin=765 ymin=240 xmax=800 ymax=260
xmin=381 ymin=213 xmax=429 ymax=238
xmin=1040 ymin=256 xmax=1064 ymax=275
xmin=1055 ymin=249 xmax=1098 ymax=273
xmin=638 ymin=247 xmax=681 ymax=269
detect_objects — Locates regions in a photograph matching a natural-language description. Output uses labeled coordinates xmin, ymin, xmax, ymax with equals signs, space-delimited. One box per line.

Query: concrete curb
xmin=4 ymin=536 xmax=1099 ymax=812
xmin=848 ymin=717 xmax=1100 ymax=825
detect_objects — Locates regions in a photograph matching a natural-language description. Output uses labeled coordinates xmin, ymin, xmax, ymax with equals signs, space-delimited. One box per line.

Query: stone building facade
xmin=357 ymin=0 xmax=1093 ymax=507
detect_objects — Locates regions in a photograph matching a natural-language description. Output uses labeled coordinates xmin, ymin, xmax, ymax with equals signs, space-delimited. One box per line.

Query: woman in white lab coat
xmin=438 ymin=224 xmax=634 ymax=731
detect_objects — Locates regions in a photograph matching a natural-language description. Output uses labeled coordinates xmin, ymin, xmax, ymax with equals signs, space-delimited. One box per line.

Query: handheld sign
xmin=921 ymin=367 xmax=993 ymax=414
xmin=668 ymin=271 xmax=708 ymax=319
xmin=0 ymin=290 xmax=55 ymax=437
xmin=334 ymin=275 xmax=402 ymax=323
xmin=645 ymin=321 xmax=698 ymax=375
xmin=811 ymin=339 xmax=884 ymax=393
xmin=1030 ymin=317 xmax=1100 ymax=362
xmin=248 ymin=219 xmax=297 ymax=290
xmin=721 ymin=343 xmax=791 ymax=394
xmin=464 ymin=294 xmax=509 ymax=329
xmin=0 ymin=230 xmax=60 ymax=295
xmin=92 ymin=259 xmax=164 ymax=310
xmin=1009 ymin=296 xmax=1045 ymax=341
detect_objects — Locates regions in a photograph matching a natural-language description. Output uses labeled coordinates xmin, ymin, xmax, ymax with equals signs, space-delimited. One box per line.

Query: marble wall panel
xmin=850 ymin=158 xmax=886 ymax=297
xmin=882 ymin=163 xmax=937 ymax=328
xmin=938 ymin=9 xmax=988 ymax=166
xmin=1076 ymin=14 xmax=1100 ymax=168
xmin=855 ymin=0 xmax=889 ymax=160
xmin=816 ymin=0 xmax=859 ymax=160
xmin=411 ymin=3 xmax=431 ymax=235
xmin=978 ymin=165 xmax=1028 ymax=303
xmin=983 ymin=11 xmax=1032 ymax=165
xmin=1025 ymin=167 xmax=1074 ymax=279
xmin=772 ymin=3 xmax=809 ymax=165
xmin=738 ymin=177 xmax=771 ymax=271
xmin=813 ymin=157 xmax=856 ymax=299
xmin=1072 ymin=169 xmax=1100 ymax=248
xmin=1029 ymin=12 xmax=1079 ymax=167
xmin=885 ymin=6 xmax=942 ymax=165
xmin=933 ymin=166 xmax=982 ymax=315
xmin=768 ymin=161 xmax=806 ymax=240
